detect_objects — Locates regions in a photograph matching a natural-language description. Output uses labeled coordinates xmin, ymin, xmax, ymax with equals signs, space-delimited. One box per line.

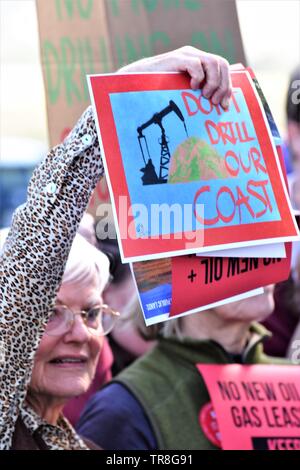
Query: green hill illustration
xmin=168 ymin=136 xmax=233 ymax=183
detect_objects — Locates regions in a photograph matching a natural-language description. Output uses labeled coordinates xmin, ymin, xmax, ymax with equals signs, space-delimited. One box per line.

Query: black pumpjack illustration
xmin=137 ymin=100 xmax=188 ymax=185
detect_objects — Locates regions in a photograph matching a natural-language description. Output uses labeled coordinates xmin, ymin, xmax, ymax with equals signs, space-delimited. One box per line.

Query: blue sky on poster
xmin=109 ymin=86 xmax=280 ymax=236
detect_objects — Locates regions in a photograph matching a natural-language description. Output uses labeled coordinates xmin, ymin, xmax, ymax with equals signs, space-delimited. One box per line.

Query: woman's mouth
xmin=49 ymin=356 xmax=88 ymax=367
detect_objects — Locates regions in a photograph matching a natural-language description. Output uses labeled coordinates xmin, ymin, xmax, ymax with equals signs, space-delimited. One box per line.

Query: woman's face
xmin=215 ymin=285 xmax=275 ymax=323
xmin=29 ymin=274 xmax=104 ymax=400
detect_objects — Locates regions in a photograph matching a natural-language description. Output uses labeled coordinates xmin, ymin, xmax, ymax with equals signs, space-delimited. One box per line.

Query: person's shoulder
xmin=78 ymin=382 xmax=141 ymax=425
xmin=77 ymin=381 xmax=157 ymax=450
xmin=93 ymin=382 xmax=137 ymax=408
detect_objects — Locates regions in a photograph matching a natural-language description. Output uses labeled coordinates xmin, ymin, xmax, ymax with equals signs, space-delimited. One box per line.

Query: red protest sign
xmin=170 ymin=243 xmax=291 ymax=316
xmin=89 ymin=70 xmax=298 ymax=262
xmin=132 ymin=244 xmax=291 ymax=325
xmin=197 ymin=364 xmax=300 ymax=450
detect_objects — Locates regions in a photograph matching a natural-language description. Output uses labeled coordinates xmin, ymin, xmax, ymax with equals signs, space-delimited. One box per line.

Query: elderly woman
xmin=1 ymin=227 xmax=114 ymax=449
xmin=62 ymin=214 xmax=115 ymax=427
xmin=0 ymin=46 xmax=232 ymax=450
xmin=19 ymin=234 xmax=114 ymax=449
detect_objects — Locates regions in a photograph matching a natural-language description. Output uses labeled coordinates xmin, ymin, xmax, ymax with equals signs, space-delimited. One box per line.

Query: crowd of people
xmin=0 ymin=45 xmax=299 ymax=451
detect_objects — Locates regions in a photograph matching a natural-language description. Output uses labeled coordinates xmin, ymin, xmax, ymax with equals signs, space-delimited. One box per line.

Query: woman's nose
xmin=64 ymin=315 xmax=91 ymax=342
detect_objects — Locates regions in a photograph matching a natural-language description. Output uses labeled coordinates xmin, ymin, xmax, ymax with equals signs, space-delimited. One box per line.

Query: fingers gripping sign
xmin=118 ymin=45 xmax=232 ymax=110
xmin=172 ymin=47 xmax=232 ymax=109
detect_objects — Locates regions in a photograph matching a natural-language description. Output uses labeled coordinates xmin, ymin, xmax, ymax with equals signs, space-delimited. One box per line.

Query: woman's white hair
xmin=62 ymin=233 xmax=110 ymax=293
xmin=1 ymin=228 xmax=110 ymax=294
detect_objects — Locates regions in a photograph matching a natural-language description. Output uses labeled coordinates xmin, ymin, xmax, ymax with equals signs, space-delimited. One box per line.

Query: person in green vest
xmin=77 ymin=285 xmax=293 ymax=450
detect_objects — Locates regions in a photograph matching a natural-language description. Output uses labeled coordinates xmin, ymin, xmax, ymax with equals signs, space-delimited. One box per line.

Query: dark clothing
xmin=12 ymin=418 xmax=50 ymax=450
xmin=263 ymin=279 xmax=300 ymax=357
xmin=77 ymin=383 xmax=157 ymax=450
xmin=11 ymin=418 xmax=100 ymax=450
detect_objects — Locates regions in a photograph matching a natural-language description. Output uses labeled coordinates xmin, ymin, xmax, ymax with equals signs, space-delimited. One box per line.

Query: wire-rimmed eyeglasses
xmin=46 ymin=304 xmax=120 ymax=336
